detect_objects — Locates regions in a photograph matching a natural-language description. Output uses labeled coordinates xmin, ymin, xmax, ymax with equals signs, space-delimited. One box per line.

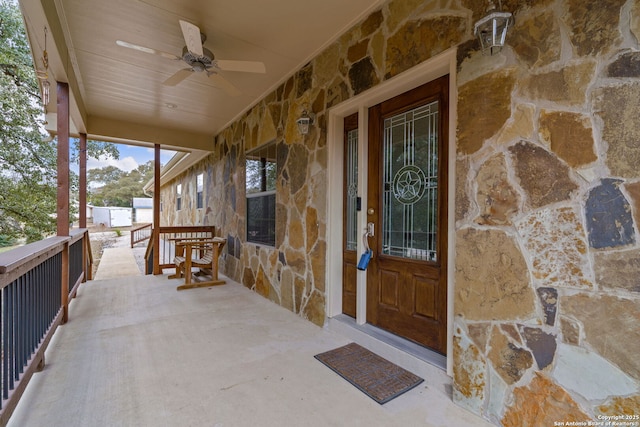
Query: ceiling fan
xmin=116 ymin=20 xmax=266 ymax=96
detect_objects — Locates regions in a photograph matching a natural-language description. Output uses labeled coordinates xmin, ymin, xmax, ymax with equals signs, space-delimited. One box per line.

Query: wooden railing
xmin=130 ymin=223 xmax=152 ymax=248
xmin=0 ymin=229 xmax=92 ymax=425
xmin=145 ymin=226 xmax=216 ymax=274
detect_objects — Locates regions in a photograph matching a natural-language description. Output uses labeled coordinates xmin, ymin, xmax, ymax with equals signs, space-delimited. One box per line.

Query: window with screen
xmin=196 ymin=173 xmax=204 ymax=209
xmin=246 ymin=143 xmax=276 ymax=246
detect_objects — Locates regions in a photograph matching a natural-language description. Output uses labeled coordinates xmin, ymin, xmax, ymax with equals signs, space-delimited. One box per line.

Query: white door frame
xmin=325 ymin=48 xmax=457 ymax=376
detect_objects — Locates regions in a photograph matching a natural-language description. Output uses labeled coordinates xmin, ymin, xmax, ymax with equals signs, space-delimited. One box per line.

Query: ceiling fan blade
xmin=208 ymin=73 xmax=241 ymax=97
xmin=163 ymin=68 xmax=193 ymax=86
xmin=116 ymin=40 xmax=180 ymax=61
xmin=179 ymin=20 xmax=203 ymax=57
xmin=215 ymin=60 xmax=266 ymax=74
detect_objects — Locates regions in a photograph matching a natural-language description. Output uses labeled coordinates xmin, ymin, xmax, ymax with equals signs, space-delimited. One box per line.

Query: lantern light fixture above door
xmin=473 ymin=0 xmax=513 ymax=55
xmin=296 ymin=109 xmax=315 ymax=135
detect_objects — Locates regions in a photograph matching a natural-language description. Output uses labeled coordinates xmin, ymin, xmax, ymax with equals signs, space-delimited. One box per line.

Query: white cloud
xmin=145 ymin=148 xmax=178 ymax=166
xmin=87 ymin=155 xmax=139 ymax=172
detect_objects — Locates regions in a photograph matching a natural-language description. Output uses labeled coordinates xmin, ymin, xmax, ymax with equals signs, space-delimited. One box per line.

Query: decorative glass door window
xmin=382 ymin=101 xmax=439 ymax=261
xmin=345 ymin=128 xmax=358 ymax=251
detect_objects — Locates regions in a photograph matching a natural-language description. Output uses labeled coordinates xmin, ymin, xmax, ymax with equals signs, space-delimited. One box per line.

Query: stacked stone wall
xmin=454 ymin=0 xmax=640 ymax=424
xmin=160 ymin=0 xmax=640 ymax=424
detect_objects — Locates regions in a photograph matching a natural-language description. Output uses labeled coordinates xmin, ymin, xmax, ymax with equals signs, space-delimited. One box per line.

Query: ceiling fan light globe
xmin=192 ymin=62 xmax=205 ymax=73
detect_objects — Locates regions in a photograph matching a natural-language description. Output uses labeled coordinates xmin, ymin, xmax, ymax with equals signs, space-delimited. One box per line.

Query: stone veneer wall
xmin=160 ymin=0 xmax=640 ymax=425
xmin=453 ymin=0 xmax=640 ymax=424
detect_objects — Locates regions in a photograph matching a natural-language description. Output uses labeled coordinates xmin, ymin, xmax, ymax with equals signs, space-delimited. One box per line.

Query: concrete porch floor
xmin=9 ymin=272 xmax=492 ymax=426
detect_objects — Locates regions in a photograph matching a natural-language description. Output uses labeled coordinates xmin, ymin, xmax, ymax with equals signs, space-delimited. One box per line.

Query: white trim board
xmin=325 ymin=48 xmax=458 ymax=377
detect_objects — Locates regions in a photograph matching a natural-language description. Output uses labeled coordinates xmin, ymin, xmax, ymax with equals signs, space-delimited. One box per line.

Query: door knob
xmin=367 ymin=208 xmax=375 ymax=215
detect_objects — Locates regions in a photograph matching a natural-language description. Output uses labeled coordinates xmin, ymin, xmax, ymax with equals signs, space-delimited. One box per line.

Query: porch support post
xmin=79 ymin=133 xmax=89 ymax=284
xmin=57 ymin=82 xmax=70 ymax=323
xmin=153 ymin=143 xmax=161 ymax=274
xmin=79 ymin=133 xmax=87 ymax=228
xmin=57 ymin=82 xmax=70 ymax=236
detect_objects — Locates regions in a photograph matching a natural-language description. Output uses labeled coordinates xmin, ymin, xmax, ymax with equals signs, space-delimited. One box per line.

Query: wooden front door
xmin=342 ymin=113 xmax=359 ymax=318
xmin=366 ymin=76 xmax=449 ymax=354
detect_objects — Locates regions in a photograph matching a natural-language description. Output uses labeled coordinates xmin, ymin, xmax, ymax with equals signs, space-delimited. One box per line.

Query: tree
xmin=88 ymin=165 xmax=125 ymax=186
xmin=0 ymin=0 xmax=118 ymax=244
xmin=88 ymin=161 xmax=154 ymax=207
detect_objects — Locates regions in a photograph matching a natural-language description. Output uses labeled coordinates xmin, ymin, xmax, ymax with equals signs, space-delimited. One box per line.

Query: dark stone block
xmin=586 ymin=178 xmax=635 ymax=249
xmin=361 ymin=10 xmax=383 ymax=37
xmin=520 ymin=326 xmax=557 ymax=370
xmin=456 ymin=39 xmax=478 ymax=70
xmin=537 ymin=287 xmax=558 ymax=326
xmin=234 ymin=236 xmax=241 ymax=259
xmin=348 ymin=39 xmax=369 ymax=63
xmin=504 ymin=343 xmax=533 ymax=383
xmin=286 ymin=144 xmax=309 ymax=194
xmin=501 ymin=324 xmax=522 ymax=344
xmin=296 ymin=64 xmax=313 ymax=98
xmin=227 ymin=234 xmax=235 ymax=258
xmin=268 ymin=103 xmax=282 ymax=128
xmin=283 ymin=75 xmax=295 ymax=99
xmin=312 ymin=90 xmax=325 ymax=115
xmin=349 ymin=57 xmax=379 ymax=96
xmin=327 ymin=78 xmax=350 ymax=109
xmin=276 ymin=141 xmax=288 ymax=176
xmin=566 ymin=0 xmax=625 ymax=57
xmin=276 ymin=203 xmax=288 ymax=246
xmin=276 ymin=81 xmax=285 ymax=100
xmin=508 ymin=141 xmax=578 ymax=208
xmin=607 ymin=52 xmax=640 ymax=78
xmin=278 ymin=251 xmax=287 ymax=266
xmin=242 ymin=267 xmax=255 ymax=289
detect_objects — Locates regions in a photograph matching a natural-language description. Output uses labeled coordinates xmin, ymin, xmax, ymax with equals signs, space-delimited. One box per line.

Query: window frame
xmin=176 ymin=183 xmax=182 ymax=211
xmin=196 ymin=173 xmax=204 ymax=209
xmin=245 ymin=142 xmax=277 ymax=247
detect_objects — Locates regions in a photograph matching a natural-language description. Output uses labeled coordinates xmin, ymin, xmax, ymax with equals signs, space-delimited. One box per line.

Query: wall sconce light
xmin=473 ymin=0 xmax=513 ymax=55
xmin=41 ymin=79 xmax=50 ymax=106
xmin=37 ymin=27 xmax=50 ymax=107
xmin=296 ymin=109 xmax=315 ymax=135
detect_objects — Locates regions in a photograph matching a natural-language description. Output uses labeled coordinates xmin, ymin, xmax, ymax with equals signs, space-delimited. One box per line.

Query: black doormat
xmin=314 ymin=342 xmax=423 ymax=404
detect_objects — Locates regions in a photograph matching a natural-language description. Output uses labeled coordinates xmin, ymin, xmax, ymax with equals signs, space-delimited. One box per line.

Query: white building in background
xmin=92 ymin=207 xmax=132 ymax=228
xmin=132 ymin=198 xmax=153 ymax=224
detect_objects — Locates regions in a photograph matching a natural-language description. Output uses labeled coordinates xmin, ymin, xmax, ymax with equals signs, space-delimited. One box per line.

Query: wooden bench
xmin=169 ymin=237 xmax=226 ymax=290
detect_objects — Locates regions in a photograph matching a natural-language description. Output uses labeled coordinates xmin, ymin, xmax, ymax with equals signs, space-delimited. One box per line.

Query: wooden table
xmin=170 ymin=237 xmax=226 ymax=291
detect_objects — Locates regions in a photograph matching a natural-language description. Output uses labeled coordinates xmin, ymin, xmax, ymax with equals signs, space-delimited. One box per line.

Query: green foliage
xmin=88 ymin=161 xmax=154 ymax=207
xmin=0 ymin=234 xmax=16 ymax=248
xmin=73 ymin=139 xmax=119 ymax=164
xmin=0 ymin=1 xmax=56 ymax=241
xmin=114 ymin=228 xmax=122 ymax=237
xmin=0 ymin=1 xmax=119 ymax=242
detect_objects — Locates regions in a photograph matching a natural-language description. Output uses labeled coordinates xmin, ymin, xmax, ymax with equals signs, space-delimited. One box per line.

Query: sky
xmin=84 ymin=144 xmax=177 ymax=173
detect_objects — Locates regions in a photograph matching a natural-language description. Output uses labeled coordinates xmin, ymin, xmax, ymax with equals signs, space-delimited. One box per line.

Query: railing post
xmin=82 ymin=231 xmax=88 ymax=283
xmin=79 ymin=133 xmax=87 ymax=229
xmin=85 ymin=230 xmax=93 ymax=281
xmin=153 ymin=144 xmax=161 ymax=275
xmin=61 ymin=241 xmax=69 ymax=324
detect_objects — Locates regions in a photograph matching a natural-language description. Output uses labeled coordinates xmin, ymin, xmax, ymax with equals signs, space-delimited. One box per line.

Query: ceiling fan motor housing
xmin=182 ymin=46 xmax=215 ymax=71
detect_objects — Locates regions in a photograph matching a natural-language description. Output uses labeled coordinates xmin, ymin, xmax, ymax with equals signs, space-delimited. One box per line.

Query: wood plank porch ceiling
xmin=20 ymin=0 xmax=385 ymax=151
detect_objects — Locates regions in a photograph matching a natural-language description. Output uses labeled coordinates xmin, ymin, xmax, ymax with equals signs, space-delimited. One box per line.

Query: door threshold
xmin=327 ymin=314 xmax=451 ymax=392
